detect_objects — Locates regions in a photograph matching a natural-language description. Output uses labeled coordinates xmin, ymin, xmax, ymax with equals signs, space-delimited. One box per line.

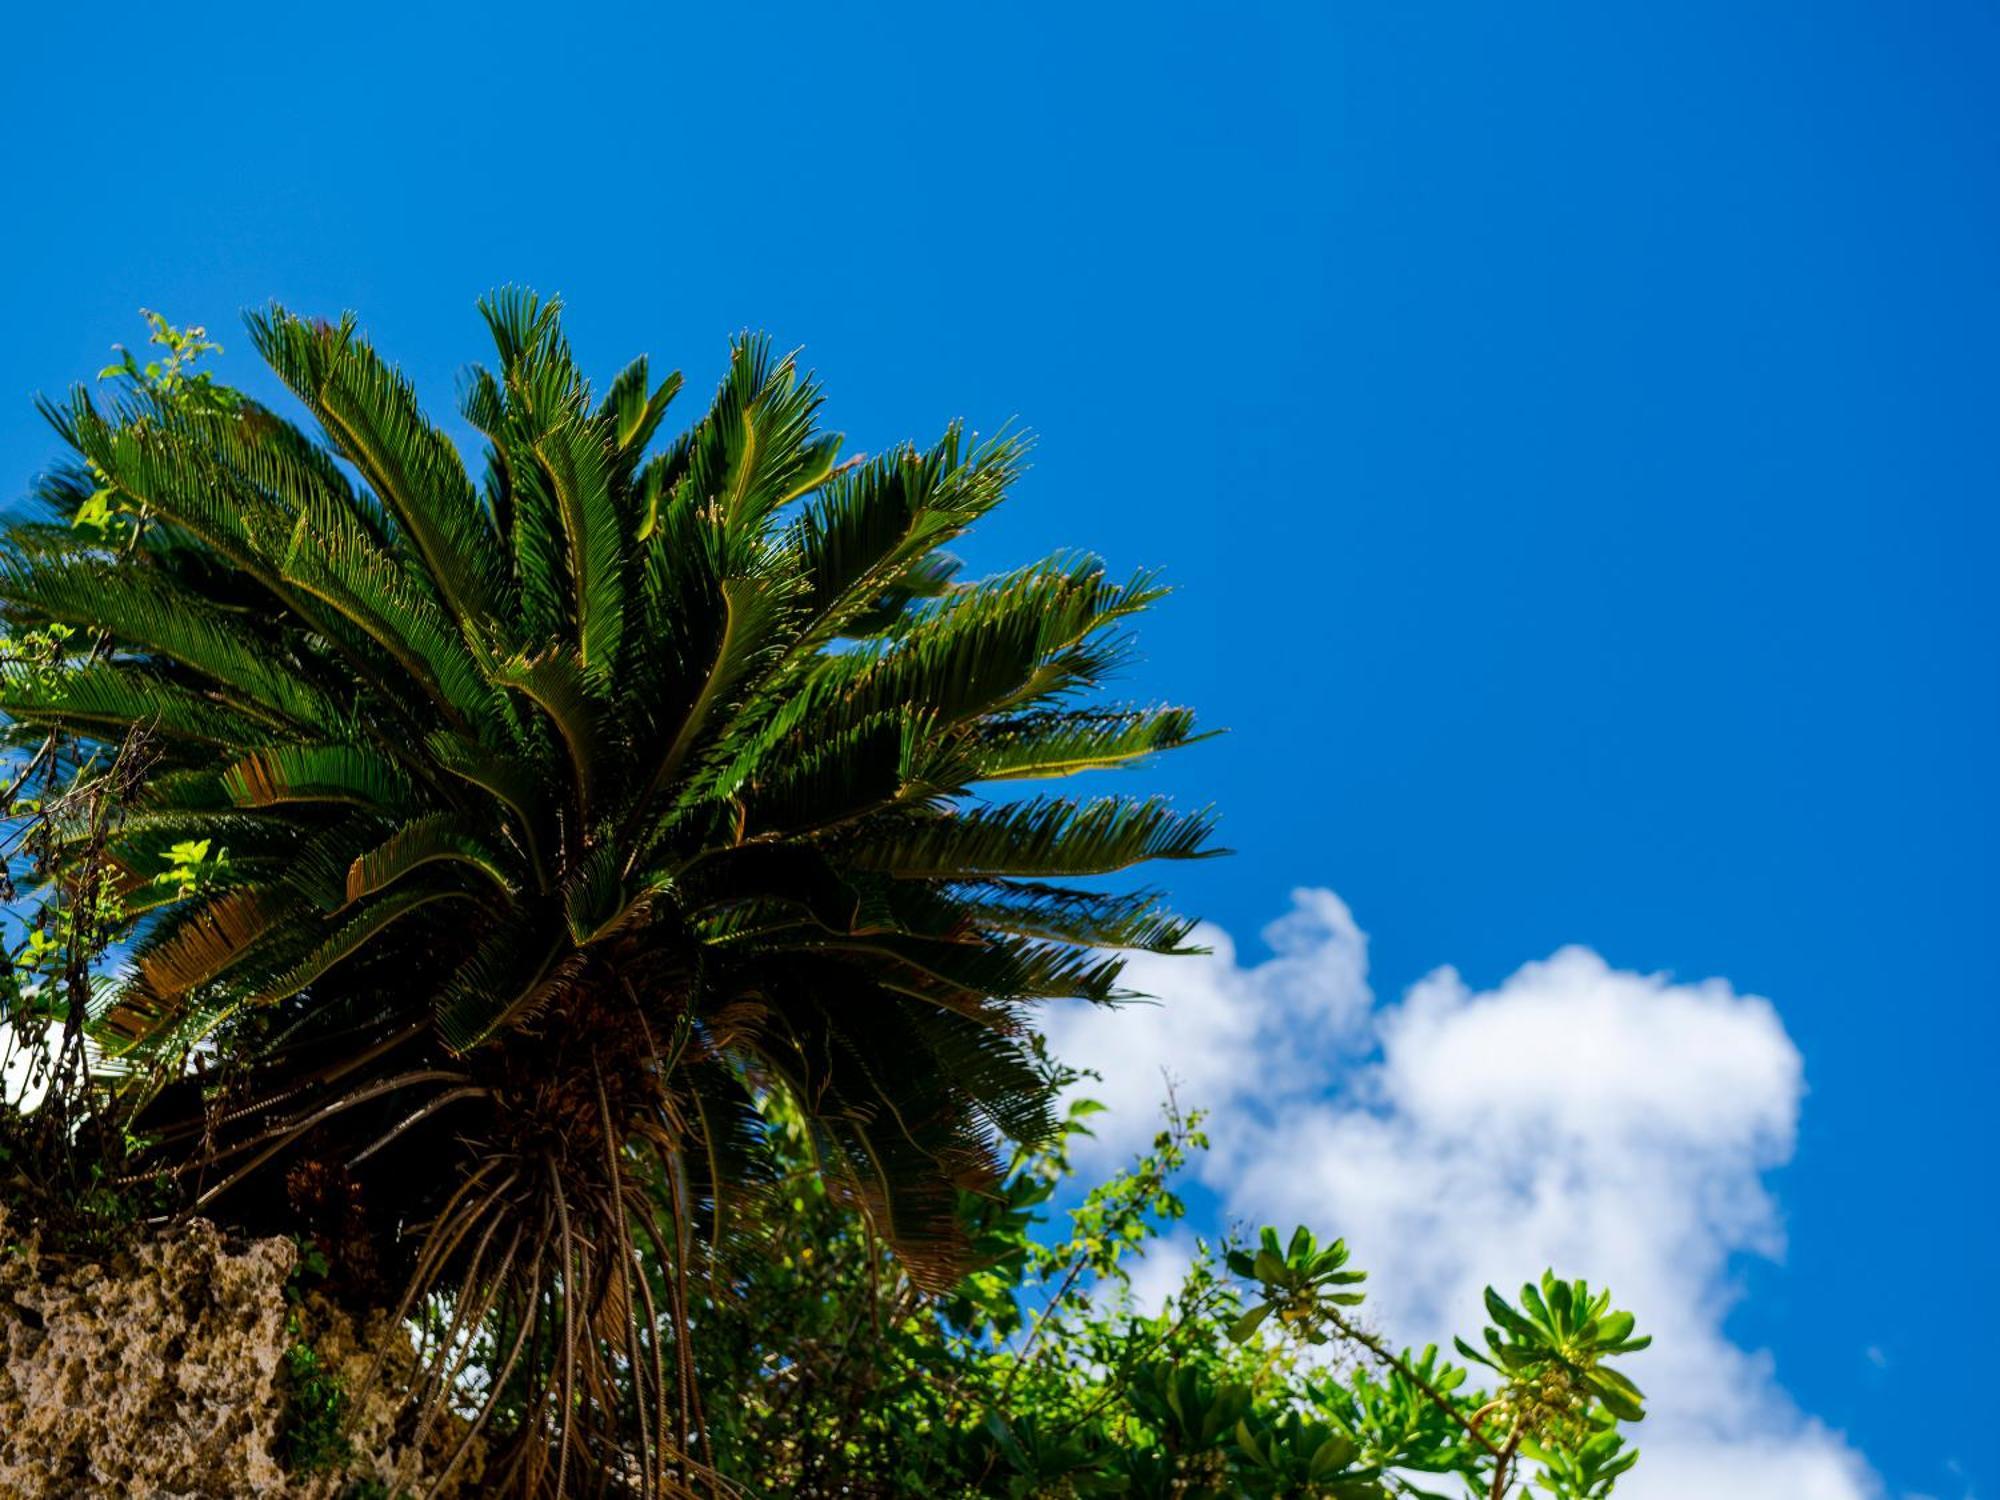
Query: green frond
xmin=431 ymin=920 xmax=566 ymax=1054
xmin=492 ymin=647 xmax=607 ymax=820
xmin=0 ymin=517 xmax=123 ymax=563
xmin=59 ymin=400 xmax=410 ymax=692
xmin=844 ymin=795 xmax=1219 ymax=879
xmin=635 ymin=574 xmax=791 ymax=828
xmin=425 ymin=730 xmax=555 ymax=885
xmin=673 ymin=663 xmax=830 ymax=809
xmin=642 ymin=337 xmax=828 ymax=552
xmin=957 ymin=705 xmax=1206 ymax=781
xmin=279 ymin=486 xmax=502 ymax=731
xmin=561 ymin=844 xmax=633 ymax=945
xmin=0 ymin=660 xmax=277 ymax=747
xmin=597 ymin=355 xmax=684 ymax=471
xmin=799 ymin=930 xmax=1130 ymax=1005
xmin=738 ymin=713 xmax=914 ymax=837
xmin=280 ymin=819 xmax=400 ymax=912
xmin=344 ymin=811 xmax=517 ymax=907
xmin=221 ymin=743 xmax=417 ymax=812
xmin=954 ymin=881 xmax=1201 ymax=954
xmin=194 ymin=393 xmax=390 ymax=550
xmin=830 ymin=557 xmax=1168 ymax=731
xmin=834 ymin=551 xmax=963 ymax=638
xmin=247 ymin=306 xmax=509 ymax=645
xmin=787 ymin=427 xmax=1027 ymax=637
xmin=711 ymin=335 xmax=829 ymax=527
xmin=675 ymin=843 xmax=864 ymax=935
xmin=533 ymin=413 xmax=628 ymax=674
xmin=258 ymin=887 xmax=468 ymax=1007
xmin=476 ymin=285 xmax=566 ymax=375
xmin=113 ymin=805 xmax=275 ymax=852
xmin=499 ymin=427 xmax=570 ymax=647
xmin=741 ymin=981 xmax=1052 ymax=1279
xmin=63 ymin=394 xmax=285 ymax=569
xmin=0 ymin=554 xmax=351 ymax=737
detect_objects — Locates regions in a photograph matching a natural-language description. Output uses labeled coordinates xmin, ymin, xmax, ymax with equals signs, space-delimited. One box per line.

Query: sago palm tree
xmin=0 ymin=295 xmax=1213 ymax=1495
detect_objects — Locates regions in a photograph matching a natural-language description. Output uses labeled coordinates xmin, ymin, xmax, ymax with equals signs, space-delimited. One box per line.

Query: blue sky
xmin=4 ymin=4 xmax=1993 ymax=1495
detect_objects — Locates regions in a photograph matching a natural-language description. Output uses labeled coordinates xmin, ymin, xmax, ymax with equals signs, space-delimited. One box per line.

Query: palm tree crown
xmin=0 ymin=295 xmax=1213 ymax=1491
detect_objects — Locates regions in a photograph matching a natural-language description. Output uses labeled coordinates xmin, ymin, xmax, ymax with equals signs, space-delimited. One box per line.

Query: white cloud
xmin=0 ymin=1021 xmax=55 ymax=1114
xmin=1123 ymin=1230 xmax=1198 ymax=1320
xmin=1039 ymin=888 xmax=1879 ymax=1500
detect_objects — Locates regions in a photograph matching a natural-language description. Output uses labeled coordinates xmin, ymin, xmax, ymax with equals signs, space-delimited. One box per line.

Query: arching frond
xmin=222 ymin=743 xmax=417 ymax=812
xmin=343 ymin=810 xmax=517 ymax=906
xmin=248 ymin=306 xmax=509 ymax=645
xmin=844 ymin=795 xmax=1220 ymax=879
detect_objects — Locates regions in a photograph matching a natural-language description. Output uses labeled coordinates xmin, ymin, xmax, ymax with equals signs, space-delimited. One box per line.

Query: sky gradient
xmin=5 ymin=5 xmax=1994 ymax=1496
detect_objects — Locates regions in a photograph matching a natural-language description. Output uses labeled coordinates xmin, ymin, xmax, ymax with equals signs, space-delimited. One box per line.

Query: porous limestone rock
xmin=0 ymin=1211 xmax=474 ymax=1498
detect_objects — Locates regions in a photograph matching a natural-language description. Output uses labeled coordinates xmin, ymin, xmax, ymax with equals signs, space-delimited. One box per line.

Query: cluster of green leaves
xmin=687 ymin=1083 xmax=1648 ymax=1499
xmin=278 ymin=1240 xmax=356 ymax=1475
xmin=77 ymin=313 xmax=238 ymax=538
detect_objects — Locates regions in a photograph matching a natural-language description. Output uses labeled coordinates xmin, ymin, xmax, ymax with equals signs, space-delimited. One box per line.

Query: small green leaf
xmin=1227 ymin=1303 xmax=1273 ymax=1343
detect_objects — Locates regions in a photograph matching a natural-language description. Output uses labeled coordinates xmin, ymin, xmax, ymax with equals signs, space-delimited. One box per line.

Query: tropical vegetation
xmin=682 ymin=1085 xmax=1649 ymax=1498
xmin=0 ymin=307 xmax=1648 ymax=1497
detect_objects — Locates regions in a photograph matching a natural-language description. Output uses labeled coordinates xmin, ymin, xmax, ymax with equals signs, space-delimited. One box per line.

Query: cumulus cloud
xmin=1039 ymin=888 xmax=1878 ymax=1500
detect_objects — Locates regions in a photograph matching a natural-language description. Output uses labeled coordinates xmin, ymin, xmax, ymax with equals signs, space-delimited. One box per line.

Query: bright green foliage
xmin=1523 ymin=1420 xmax=1640 ymax=1500
xmin=278 ymin=1240 xmax=354 ymax=1476
xmin=1224 ymin=1225 xmax=1369 ymax=1343
xmin=277 ymin=1338 xmax=351 ymax=1475
xmin=0 ymin=303 xmax=1214 ymax=1494
xmin=76 ymin=313 xmax=238 ymax=539
xmin=1310 ymin=1345 xmax=1479 ymax=1487
xmin=95 ymin=311 xmax=237 ymax=405
xmin=688 ymin=1088 xmax=1648 ymax=1499
xmin=1450 ymin=1274 xmax=1651 ymax=1494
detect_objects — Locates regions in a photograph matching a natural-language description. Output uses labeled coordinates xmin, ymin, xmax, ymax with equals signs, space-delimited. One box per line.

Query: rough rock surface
xmin=0 ymin=1211 xmax=472 ymax=1498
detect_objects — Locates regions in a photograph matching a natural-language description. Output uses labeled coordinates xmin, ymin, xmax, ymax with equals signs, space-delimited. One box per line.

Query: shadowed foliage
xmin=0 ymin=296 xmax=1215 ymax=1495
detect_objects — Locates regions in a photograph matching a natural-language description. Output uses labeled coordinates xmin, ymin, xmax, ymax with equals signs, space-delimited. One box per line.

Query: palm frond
xmin=222 ymin=743 xmax=417 ymax=812
xmin=248 ymin=306 xmax=509 ymax=647
xmin=845 ymin=795 xmax=1219 ymax=879
xmin=956 ymin=705 xmax=1207 ymax=781
xmin=492 ymin=648 xmax=607 ymax=823
xmin=344 ymin=811 xmax=517 ymax=907
xmin=0 ymin=661 xmax=277 ymax=748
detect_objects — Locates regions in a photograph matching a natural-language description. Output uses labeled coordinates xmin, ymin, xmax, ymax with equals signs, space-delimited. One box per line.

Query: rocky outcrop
xmin=0 ymin=1212 xmax=474 ymax=1498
